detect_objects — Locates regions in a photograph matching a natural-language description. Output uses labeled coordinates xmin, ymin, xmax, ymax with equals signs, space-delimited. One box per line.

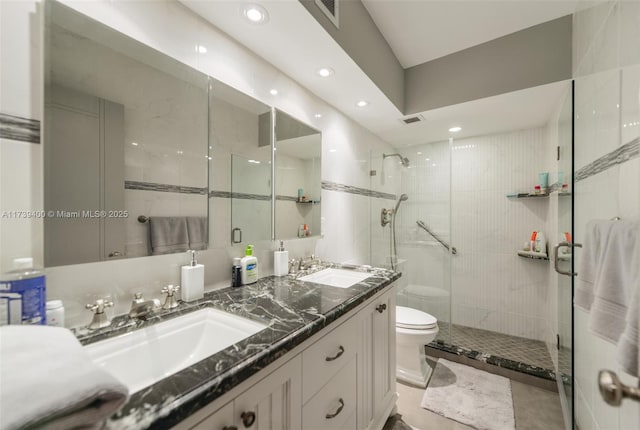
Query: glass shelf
xmin=517 ymin=250 xmax=549 ymax=260
xmin=507 ymin=192 xmax=571 ymax=199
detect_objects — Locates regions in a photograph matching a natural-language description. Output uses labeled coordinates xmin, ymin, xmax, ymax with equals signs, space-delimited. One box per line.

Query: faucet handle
xmin=161 ymin=285 xmax=180 ymax=296
xmin=161 ymin=285 xmax=180 ymax=310
xmin=85 ymin=298 xmax=113 ymax=314
xmin=85 ymin=298 xmax=113 ymax=330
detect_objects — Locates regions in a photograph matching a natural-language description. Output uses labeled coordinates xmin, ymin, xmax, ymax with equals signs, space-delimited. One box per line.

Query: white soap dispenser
xmin=274 ymin=241 xmax=289 ymax=276
xmin=181 ymin=250 xmax=204 ymax=302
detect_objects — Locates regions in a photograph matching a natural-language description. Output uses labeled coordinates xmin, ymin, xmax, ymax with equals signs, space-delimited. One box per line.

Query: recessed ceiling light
xmin=243 ymin=4 xmax=269 ymax=24
xmin=417 ymin=151 xmax=422 ymax=155
xmin=196 ymin=45 xmax=207 ymax=54
xmin=356 ymin=100 xmax=369 ymax=108
xmin=316 ymin=67 xmax=334 ymax=78
xmin=314 ymin=113 xmax=323 ymax=118
xmin=131 ymin=142 xmax=139 ymax=146
xmin=329 ymin=149 xmax=337 ymax=153
xmin=270 ymin=89 xmax=278 ymax=95
xmin=448 ymin=126 xmax=462 ymax=133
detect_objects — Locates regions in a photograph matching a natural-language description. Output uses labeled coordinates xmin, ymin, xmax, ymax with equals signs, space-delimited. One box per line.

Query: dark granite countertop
xmin=76 ymin=262 xmax=400 ymax=430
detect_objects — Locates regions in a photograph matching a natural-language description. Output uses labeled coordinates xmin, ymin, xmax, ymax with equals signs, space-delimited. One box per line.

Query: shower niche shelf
xmin=507 ymin=192 xmax=571 ymax=199
xmin=517 ymin=250 xmax=549 ymax=261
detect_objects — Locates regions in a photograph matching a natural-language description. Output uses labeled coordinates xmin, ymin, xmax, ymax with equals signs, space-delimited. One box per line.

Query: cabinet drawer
xmin=302 ymin=357 xmax=357 ymax=430
xmin=302 ymin=316 xmax=358 ymax=402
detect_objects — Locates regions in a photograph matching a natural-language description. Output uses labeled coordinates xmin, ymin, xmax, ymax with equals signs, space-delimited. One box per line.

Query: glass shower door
xmin=552 ymin=82 xmax=574 ymax=429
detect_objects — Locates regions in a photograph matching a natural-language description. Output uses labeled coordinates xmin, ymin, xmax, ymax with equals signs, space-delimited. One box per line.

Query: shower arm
xmin=416 ymin=220 xmax=457 ymax=255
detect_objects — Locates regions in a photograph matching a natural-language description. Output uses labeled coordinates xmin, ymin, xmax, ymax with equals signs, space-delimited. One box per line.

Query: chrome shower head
xmin=383 ymin=153 xmax=410 ymax=167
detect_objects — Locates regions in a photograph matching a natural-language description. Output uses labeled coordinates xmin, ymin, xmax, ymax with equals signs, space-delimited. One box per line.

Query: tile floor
xmin=395 ymin=357 xmax=565 ymax=430
xmin=436 ymin=322 xmax=555 ymax=371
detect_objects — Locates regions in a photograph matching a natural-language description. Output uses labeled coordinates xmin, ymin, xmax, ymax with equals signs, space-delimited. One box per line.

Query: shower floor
xmin=436 ymin=321 xmax=555 ymax=371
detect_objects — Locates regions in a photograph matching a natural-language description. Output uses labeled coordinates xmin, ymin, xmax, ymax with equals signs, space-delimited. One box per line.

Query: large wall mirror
xmin=207 ymin=80 xmax=271 ymax=246
xmin=43 ymin=1 xmax=209 ymax=266
xmin=274 ymin=110 xmax=322 ymax=240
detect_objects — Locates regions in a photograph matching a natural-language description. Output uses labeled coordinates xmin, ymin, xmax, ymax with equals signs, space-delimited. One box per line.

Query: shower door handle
xmin=598 ymin=370 xmax=640 ymax=406
xmin=553 ymin=241 xmax=582 ymax=277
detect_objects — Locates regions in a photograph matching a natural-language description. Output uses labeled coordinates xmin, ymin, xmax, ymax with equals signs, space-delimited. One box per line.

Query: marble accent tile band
xmin=0 ymin=113 xmax=40 ymax=144
xmin=575 ymin=137 xmax=640 ymax=182
xmin=208 ymin=190 xmax=270 ymax=201
xmin=125 ymin=181 xmax=207 ymax=195
xmin=321 ymin=180 xmax=396 ymax=200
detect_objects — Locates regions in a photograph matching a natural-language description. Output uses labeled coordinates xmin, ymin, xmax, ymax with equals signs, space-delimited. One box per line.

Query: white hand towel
xmin=588 ymin=220 xmax=639 ymax=343
xmin=575 ymin=220 xmax=615 ymax=311
xmin=0 ymin=326 xmax=128 ymax=430
xmin=615 ymin=221 xmax=640 ymax=376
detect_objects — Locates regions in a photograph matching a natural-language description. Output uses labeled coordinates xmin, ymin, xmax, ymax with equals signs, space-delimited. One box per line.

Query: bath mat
xmin=420 ymin=359 xmax=515 ymax=430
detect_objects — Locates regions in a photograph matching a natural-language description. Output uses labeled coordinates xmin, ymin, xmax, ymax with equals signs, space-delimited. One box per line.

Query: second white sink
xmin=298 ymin=268 xmax=373 ymax=288
xmin=84 ymin=308 xmax=267 ymax=393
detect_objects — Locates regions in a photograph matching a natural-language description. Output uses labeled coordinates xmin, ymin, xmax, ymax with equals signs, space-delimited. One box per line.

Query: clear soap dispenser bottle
xmin=274 ymin=241 xmax=289 ymax=276
xmin=181 ymin=250 xmax=204 ymax=302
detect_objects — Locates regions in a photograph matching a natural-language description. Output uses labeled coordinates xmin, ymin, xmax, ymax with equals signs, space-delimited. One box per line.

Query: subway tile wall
xmin=572 ymin=1 xmax=640 ymax=429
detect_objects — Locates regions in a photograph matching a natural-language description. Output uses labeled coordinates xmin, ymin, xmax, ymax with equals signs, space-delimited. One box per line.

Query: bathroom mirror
xmin=207 ymin=79 xmax=272 ymax=246
xmin=44 ymin=1 xmax=209 ymax=266
xmin=274 ymin=110 xmax=322 ymax=240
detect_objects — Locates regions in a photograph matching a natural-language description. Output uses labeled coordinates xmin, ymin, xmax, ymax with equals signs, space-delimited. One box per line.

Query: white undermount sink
xmin=84 ymin=308 xmax=267 ymax=393
xmin=298 ymin=268 xmax=373 ymax=288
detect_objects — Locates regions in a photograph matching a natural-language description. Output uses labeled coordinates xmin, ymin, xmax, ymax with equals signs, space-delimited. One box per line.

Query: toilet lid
xmin=396 ymin=306 xmax=438 ymax=329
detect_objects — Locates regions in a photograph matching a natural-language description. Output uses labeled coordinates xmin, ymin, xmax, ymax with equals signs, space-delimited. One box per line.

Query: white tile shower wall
xmin=0 ymin=0 xmax=44 ymax=270
xmin=573 ymin=1 xmax=640 ymax=430
xmin=0 ymin=0 xmax=397 ymax=327
xmin=400 ymin=129 xmax=554 ymax=341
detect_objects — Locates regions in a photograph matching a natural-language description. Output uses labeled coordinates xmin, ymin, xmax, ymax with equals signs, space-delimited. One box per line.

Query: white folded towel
xmin=575 ymin=219 xmax=615 ymax=312
xmin=0 ymin=326 xmax=128 ymax=430
xmin=588 ymin=220 xmax=639 ymax=343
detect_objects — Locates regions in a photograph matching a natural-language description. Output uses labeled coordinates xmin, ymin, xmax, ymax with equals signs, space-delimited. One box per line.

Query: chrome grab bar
xmin=553 ymin=241 xmax=582 ymax=277
xmin=416 ymin=220 xmax=457 ymax=255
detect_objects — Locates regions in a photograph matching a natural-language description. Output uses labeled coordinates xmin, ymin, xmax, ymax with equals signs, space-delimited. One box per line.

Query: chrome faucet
xmin=85 ymin=298 xmax=113 ymax=330
xmin=160 ymin=285 xmax=180 ymax=310
xmin=128 ymin=293 xmax=160 ymax=320
xmin=299 ymin=255 xmax=321 ymax=270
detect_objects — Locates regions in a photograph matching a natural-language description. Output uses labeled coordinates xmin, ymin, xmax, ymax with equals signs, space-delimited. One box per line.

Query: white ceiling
xmin=182 ymin=0 xmax=575 ymax=150
xmin=380 ymin=80 xmax=571 ymax=146
xmin=362 ymin=0 xmax=578 ymax=68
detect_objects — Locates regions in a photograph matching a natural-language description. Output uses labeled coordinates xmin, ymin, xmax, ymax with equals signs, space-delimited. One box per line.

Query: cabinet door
xmin=191 ymin=401 xmax=235 ymax=430
xmin=359 ymin=288 xmax=396 ymax=430
xmin=234 ymin=356 xmax=302 ymax=430
xmin=372 ymin=291 xmax=395 ymax=415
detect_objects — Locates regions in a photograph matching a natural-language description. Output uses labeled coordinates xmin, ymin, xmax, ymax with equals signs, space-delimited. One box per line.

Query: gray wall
xmin=405 ymin=15 xmax=573 ymax=113
xmin=299 ymin=0 xmax=405 ymax=112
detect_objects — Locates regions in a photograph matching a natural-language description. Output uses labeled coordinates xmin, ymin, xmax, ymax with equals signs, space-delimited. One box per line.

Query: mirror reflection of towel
xmin=149 ymin=217 xmax=189 ymax=255
xmin=186 ymin=217 xmax=208 ymax=251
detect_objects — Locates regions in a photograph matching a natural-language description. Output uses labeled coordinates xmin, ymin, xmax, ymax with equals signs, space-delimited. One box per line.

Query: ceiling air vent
xmin=399 ymin=114 xmax=425 ymax=125
xmin=315 ymin=0 xmax=339 ymax=28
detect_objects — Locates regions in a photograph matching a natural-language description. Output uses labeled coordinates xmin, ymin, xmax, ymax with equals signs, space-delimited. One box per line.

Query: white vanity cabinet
xmin=191 ymin=357 xmax=302 ymax=430
xmin=180 ymin=284 xmax=397 ymax=430
xmin=359 ymin=292 xmax=397 ymax=430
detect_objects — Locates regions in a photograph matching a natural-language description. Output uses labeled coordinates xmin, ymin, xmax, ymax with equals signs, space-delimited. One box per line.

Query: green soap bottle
xmin=241 ymin=245 xmax=258 ymax=285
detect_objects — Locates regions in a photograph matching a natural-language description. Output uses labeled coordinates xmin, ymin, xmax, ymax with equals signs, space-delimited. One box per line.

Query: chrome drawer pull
xmin=325 ymin=345 xmax=345 ymax=362
xmin=325 ymin=398 xmax=345 ymax=419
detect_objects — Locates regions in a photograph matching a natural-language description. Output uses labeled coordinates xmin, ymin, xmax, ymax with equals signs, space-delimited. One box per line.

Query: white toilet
xmin=395 ymin=306 xmax=439 ymax=387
